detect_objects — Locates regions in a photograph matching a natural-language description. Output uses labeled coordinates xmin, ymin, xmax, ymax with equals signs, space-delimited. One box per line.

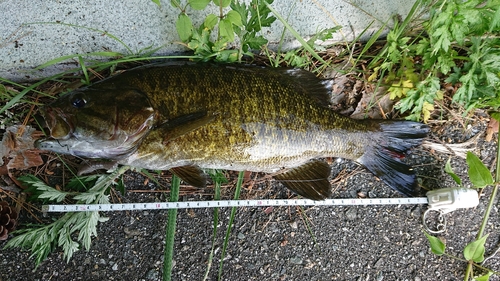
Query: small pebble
xmin=345 ymin=208 xmax=357 ymax=220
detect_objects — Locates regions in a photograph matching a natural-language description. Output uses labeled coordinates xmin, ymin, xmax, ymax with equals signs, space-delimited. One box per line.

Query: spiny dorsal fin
xmin=170 ymin=165 xmax=207 ymax=188
xmin=224 ymin=65 xmax=333 ymax=108
xmin=273 ymin=160 xmax=331 ymax=200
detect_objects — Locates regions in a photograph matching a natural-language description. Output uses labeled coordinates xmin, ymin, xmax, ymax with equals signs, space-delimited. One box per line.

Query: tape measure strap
xmin=42 ymin=197 xmax=429 ymax=213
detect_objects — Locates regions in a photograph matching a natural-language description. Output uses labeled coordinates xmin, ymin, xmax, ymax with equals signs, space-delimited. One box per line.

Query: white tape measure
xmin=43 ymin=187 xmax=479 ymax=213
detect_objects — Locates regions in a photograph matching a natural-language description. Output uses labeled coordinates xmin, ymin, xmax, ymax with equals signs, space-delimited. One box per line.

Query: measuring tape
xmin=43 ymin=197 xmax=428 ymax=212
xmin=43 ymin=187 xmax=478 ymax=213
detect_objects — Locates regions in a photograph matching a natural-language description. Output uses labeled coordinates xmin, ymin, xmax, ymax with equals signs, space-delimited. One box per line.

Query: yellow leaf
xmin=435 ymin=90 xmax=444 ymax=100
xmin=401 ymin=79 xmax=414 ymax=90
xmin=422 ymin=101 xmax=434 ymax=123
xmin=368 ymin=67 xmax=379 ymax=82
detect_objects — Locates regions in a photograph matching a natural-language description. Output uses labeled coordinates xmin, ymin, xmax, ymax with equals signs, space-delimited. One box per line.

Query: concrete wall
xmin=0 ymin=0 xmax=416 ymax=81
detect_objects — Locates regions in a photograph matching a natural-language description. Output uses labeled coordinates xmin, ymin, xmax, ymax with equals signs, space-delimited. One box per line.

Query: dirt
xmin=0 ymin=71 xmax=499 ymax=281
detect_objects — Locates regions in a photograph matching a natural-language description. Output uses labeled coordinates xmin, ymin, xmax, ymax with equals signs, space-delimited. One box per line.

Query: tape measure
xmin=42 ymin=187 xmax=479 ymax=213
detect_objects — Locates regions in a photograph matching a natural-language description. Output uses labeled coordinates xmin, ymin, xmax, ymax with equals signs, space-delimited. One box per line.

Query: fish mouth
xmin=41 ymin=106 xmax=74 ymax=140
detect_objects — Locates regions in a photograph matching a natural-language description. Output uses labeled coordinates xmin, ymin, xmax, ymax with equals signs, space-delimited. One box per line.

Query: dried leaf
xmin=0 ymin=125 xmax=43 ymax=171
xmin=485 ymin=118 xmax=498 ymax=142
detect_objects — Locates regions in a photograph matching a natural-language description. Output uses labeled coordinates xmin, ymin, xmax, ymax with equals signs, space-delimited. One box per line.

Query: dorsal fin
xmin=224 ymin=65 xmax=333 ymax=108
xmin=273 ymin=160 xmax=332 ymax=200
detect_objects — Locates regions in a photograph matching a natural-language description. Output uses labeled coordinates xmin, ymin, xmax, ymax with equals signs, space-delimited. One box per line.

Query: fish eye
xmin=71 ymin=95 xmax=87 ymax=108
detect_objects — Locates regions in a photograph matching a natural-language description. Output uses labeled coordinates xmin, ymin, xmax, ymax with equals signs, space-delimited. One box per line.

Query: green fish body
xmin=36 ymin=63 xmax=429 ymax=199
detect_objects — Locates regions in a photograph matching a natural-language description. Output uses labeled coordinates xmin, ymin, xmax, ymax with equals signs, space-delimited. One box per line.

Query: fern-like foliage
xmin=5 ymin=166 xmax=130 ymax=269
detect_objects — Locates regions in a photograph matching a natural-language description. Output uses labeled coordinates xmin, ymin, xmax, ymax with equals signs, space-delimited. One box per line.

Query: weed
xmin=425 ymin=120 xmax=500 ymax=281
xmin=163 ymin=175 xmax=180 ymax=281
xmin=169 ymin=0 xmax=276 ymax=62
xmin=4 ymin=166 xmax=130 ymax=268
xmin=369 ymin=0 xmax=500 ymax=121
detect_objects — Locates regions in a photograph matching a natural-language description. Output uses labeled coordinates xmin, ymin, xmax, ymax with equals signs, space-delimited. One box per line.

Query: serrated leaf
xmin=204 ymin=14 xmax=218 ymax=30
xmin=176 ymin=14 xmax=193 ymax=42
xmin=226 ymin=10 xmax=242 ymax=27
xmin=424 ymin=231 xmax=445 ymax=255
xmin=212 ymin=0 xmax=230 ymax=7
xmin=219 ymin=18 xmax=235 ymax=42
xmin=245 ymin=35 xmax=268 ymax=49
xmin=230 ymin=1 xmax=248 ymax=26
xmin=18 ymin=175 xmax=69 ymax=202
xmin=466 ymin=152 xmax=494 ymax=188
xmin=189 ymin=0 xmax=211 ymax=10
xmin=445 ymin=158 xmax=462 ymax=185
xmin=422 ymin=101 xmax=434 ymax=123
xmin=464 ymin=234 xmax=489 ymax=263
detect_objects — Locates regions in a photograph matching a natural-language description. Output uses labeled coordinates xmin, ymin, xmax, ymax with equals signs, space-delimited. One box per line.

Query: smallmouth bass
xmin=36 ymin=63 xmax=429 ymax=199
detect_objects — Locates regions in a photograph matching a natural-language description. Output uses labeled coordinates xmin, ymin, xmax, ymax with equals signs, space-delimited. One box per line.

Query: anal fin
xmin=170 ymin=165 xmax=207 ymax=188
xmin=274 ymin=160 xmax=331 ymax=200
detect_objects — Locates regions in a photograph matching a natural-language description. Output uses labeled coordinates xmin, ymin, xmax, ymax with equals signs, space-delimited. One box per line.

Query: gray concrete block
xmin=0 ymin=0 xmax=416 ymax=81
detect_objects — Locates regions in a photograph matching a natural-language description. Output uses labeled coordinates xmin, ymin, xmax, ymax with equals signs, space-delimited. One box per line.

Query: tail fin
xmin=357 ymin=121 xmax=429 ymax=197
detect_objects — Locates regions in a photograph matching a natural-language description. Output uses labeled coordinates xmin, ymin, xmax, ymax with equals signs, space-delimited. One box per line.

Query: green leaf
xmin=245 ymin=34 xmax=268 ymax=49
xmin=151 ymin=0 xmax=161 ymax=6
xmin=230 ymin=1 xmax=248 ymax=26
xmin=204 ymin=14 xmax=219 ymax=30
xmin=225 ymin=10 xmax=242 ymax=27
xmin=466 ymin=152 xmax=494 ymax=188
xmin=424 ymin=231 xmax=445 ymax=255
xmin=490 ymin=112 xmax=500 ymax=122
xmin=18 ymin=175 xmax=69 ymax=202
xmin=219 ymin=18 xmax=235 ymax=42
xmin=176 ymin=14 xmax=193 ymax=42
xmin=212 ymin=0 xmax=231 ymax=7
xmin=463 ymin=234 xmax=489 ymax=263
xmin=475 ymin=271 xmax=493 ymax=281
xmin=444 ymin=158 xmax=462 ymax=185
xmin=189 ymin=0 xmax=211 ymax=10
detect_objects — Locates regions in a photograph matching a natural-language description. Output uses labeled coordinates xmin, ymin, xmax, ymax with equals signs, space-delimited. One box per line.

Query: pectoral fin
xmin=159 ymin=111 xmax=216 ymax=143
xmin=170 ymin=165 xmax=207 ymax=188
xmin=273 ymin=160 xmax=331 ymax=200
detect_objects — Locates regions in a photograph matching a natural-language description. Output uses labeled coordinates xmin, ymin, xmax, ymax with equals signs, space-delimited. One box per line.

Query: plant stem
xmin=218 ymin=171 xmax=244 ymax=280
xmin=463 ymin=116 xmax=499 ymax=281
xmin=163 ymin=175 xmax=180 ymax=281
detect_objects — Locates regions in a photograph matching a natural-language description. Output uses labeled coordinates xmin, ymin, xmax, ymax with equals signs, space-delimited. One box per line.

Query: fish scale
xmin=36 ymin=62 xmax=429 ymax=199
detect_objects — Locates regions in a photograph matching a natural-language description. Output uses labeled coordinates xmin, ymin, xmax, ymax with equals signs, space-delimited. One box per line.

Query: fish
xmin=35 ymin=62 xmax=429 ymax=200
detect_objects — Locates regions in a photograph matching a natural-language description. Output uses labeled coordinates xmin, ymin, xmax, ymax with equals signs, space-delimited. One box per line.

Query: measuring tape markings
xmin=43 ymin=197 xmax=429 ymax=213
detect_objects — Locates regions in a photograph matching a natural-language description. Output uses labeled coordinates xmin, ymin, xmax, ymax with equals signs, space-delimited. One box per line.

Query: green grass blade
xmin=163 ymin=175 xmax=180 ymax=281
xmin=0 ymin=76 xmax=55 ymax=115
xmin=298 ymin=206 xmax=318 ymax=246
xmin=217 ymin=171 xmax=244 ymax=281
xmin=35 ymin=51 xmax=124 ymax=70
xmin=203 ymin=171 xmax=223 ymax=281
xmin=264 ymin=2 xmax=328 ymax=66
xmin=24 ymin=22 xmax=135 ymax=55
xmin=78 ymin=56 xmax=90 ymax=85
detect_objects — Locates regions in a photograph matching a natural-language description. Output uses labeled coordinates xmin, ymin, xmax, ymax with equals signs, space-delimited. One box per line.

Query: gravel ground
xmin=1 ymin=118 xmax=499 ymax=281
